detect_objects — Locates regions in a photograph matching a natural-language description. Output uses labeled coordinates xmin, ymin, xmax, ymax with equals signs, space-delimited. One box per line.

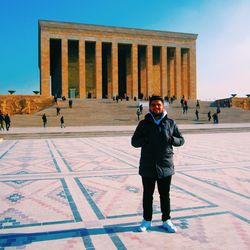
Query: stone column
xmin=181 ymin=49 xmax=189 ymax=99
xmin=175 ymin=47 xmax=182 ymax=99
xmin=146 ymin=44 xmax=153 ymax=97
xmin=161 ymin=46 xmax=167 ymax=98
xmin=40 ymin=33 xmax=50 ymax=96
xmin=111 ymin=42 xmax=118 ymax=97
xmin=131 ymin=43 xmax=138 ymax=99
xmin=168 ymin=48 xmax=175 ymax=98
xmin=79 ymin=39 xmax=86 ymax=99
xmin=189 ymin=47 xmax=197 ymax=100
xmin=61 ymin=38 xmax=68 ymax=98
xmin=95 ymin=41 xmax=102 ymax=99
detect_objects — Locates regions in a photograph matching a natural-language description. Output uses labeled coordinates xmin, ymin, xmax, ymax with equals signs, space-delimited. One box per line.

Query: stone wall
xmin=231 ymin=97 xmax=250 ymax=110
xmin=0 ymin=95 xmax=54 ymax=115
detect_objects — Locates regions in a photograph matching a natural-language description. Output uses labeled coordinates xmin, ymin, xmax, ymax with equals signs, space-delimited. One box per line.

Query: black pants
xmin=142 ymin=176 xmax=172 ymax=221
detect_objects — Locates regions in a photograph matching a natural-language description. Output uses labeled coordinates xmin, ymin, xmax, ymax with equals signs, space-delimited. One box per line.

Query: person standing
xmin=131 ymin=95 xmax=185 ymax=233
xmin=60 ymin=116 xmax=65 ymax=128
xmin=195 ymin=109 xmax=199 ymax=120
xmin=0 ymin=111 xmax=4 ymax=131
xmin=212 ymin=112 xmax=219 ymax=124
xmin=136 ymin=108 xmax=141 ymax=121
xmin=208 ymin=111 xmax=211 ymax=121
xmin=139 ymin=104 xmax=143 ymax=114
xmin=42 ymin=113 xmax=47 ymax=127
xmin=4 ymin=114 xmax=11 ymax=131
xmin=69 ymin=99 xmax=73 ymax=108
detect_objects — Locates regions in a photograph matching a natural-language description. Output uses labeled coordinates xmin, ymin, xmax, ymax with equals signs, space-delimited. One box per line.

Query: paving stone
xmin=0 ymin=132 xmax=249 ymax=249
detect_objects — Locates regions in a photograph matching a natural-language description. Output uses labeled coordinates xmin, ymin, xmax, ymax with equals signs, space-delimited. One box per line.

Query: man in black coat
xmin=4 ymin=114 xmax=11 ymax=131
xmin=131 ymin=95 xmax=184 ymax=233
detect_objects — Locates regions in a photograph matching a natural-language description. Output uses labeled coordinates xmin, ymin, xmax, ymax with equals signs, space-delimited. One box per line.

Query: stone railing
xmin=231 ymin=97 xmax=250 ymax=110
xmin=0 ymin=95 xmax=54 ymax=115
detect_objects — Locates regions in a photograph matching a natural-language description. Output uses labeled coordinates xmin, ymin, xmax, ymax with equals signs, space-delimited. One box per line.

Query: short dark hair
xmin=149 ymin=95 xmax=164 ymax=105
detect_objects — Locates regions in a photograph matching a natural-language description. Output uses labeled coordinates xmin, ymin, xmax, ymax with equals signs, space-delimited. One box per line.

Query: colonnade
xmin=40 ymin=35 xmax=196 ymax=100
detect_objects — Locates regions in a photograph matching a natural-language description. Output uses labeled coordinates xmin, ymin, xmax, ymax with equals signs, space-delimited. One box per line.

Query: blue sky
xmin=0 ymin=0 xmax=249 ymax=100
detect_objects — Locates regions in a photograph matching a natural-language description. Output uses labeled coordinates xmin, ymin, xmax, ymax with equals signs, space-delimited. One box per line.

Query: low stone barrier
xmin=0 ymin=95 xmax=54 ymax=115
xmin=231 ymin=97 xmax=250 ymax=110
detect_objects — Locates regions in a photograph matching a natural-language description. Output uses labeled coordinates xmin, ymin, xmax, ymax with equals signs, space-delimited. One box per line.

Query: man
xmin=195 ymin=109 xmax=199 ymax=120
xmin=4 ymin=114 xmax=11 ymax=131
xmin=136 ymin=108 xmax=141 ymax=121
xmin=42 ymin=113 xmax=47 ymax=127
xmin=56 ymin=106 xmax=60 ymax=116
xmin=60 ymin=116 xmax=65 ymax=128
xmin=0 ymin=111 xmax=4 ymax=131
xmin=131 ymin=95 xmax=184 ymax=233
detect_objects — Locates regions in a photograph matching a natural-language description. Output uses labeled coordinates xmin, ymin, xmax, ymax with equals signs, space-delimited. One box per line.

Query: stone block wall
xmin=231 ymin=97 xmax=250 ymax=110
xmin=0 ymin=95 xmax=54 ymax=115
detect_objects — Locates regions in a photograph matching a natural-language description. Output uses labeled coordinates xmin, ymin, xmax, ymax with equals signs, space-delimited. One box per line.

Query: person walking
xmin=60 ymin=116 xmax=65 ymax=128
xmin=4 ymin=114 xmax=11 ymax=131
xmin=42 ymin=113 xmax=47 ymax=127
xmin=131 ymin=95 xmax=185 ymax=233
xmin=208 ymin=111 xmax=211 ymax=121
xmin=0 ymin=111 xmax=4 ymax=131
xmin=136 ymin=108 xmax=141 ymax=121
xmin=212 ymin=112 xmax=219 ymax=124
xmin=56 ymin=107 xmax=60 ymax=116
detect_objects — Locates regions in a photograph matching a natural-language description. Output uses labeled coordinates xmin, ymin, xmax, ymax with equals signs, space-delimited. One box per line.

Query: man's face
xmin=150 ymin=100 xmax=164 ymax=114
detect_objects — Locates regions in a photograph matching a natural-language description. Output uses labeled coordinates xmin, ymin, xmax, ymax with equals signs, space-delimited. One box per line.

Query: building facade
xmin=39 ymin=20 xmax=198 ymax=99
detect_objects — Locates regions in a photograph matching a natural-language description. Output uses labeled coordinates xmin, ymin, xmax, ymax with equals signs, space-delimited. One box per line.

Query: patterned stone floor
xmin=0 ymin=132 xmax=250 ymax=249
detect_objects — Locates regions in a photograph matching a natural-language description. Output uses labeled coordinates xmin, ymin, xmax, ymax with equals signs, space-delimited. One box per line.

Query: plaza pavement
xmin=0 ymin=125 xmax=250 ymax=249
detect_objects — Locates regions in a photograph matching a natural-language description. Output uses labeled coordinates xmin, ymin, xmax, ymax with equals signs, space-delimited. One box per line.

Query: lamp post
xmin=8 ymin=90 xmax=16 ymax=95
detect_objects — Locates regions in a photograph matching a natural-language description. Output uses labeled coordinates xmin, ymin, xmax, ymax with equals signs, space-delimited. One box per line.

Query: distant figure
xmin=60 ymin=116 xmax=65 ymax=128
xmin=136 ymin=108 xmax=141 ymax=121
xmin=216 ymin=106 xmax=221 ymax=114
xmin=62 ymin=96 xmax=66 ymax=101
xmin=116 ymin=95 xmax=119 ymax=103
xmin=0 ymin=111 xmax=4 ymax=131
xmin=69 ymin=99 xmax=73 ymax=108
xmin=56 ymin=107 xmax=60 ymax=116
xmin=195 ymin=109 xmax=199 ymax=120
xmin=212 ymin=113 xmax=219 ymax=124
xmin=180 ymin=97 xmax=184 ymax=108
xmin=42 ymin=113 xmax=47 ymax=127
xmin=196 ymin=100 xmax=200 ymax=109
xmin=170 ymin=97 xmax=174 ymax=104
xmin=207 ymin=111 xmax=211 ymax=121
xmin=54 ymin=96 xmax=58 ymax=105
xmin=4 ymin=114 xmax=11 ymax=131
xmin=139 ymin=104 xmax=143 ymax=114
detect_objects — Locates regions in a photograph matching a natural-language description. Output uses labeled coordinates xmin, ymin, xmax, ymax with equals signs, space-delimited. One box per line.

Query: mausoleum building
xmin=39 ymin=20 xmax=198 ymax=99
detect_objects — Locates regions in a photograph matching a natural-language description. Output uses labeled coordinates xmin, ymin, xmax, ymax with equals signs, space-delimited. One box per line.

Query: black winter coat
xmin=131 ymin=113 xmax=184 ymax=178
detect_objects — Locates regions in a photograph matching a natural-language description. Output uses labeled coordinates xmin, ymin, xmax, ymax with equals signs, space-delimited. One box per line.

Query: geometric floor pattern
xmin=0 ymin=132 xmax=250 ymax=249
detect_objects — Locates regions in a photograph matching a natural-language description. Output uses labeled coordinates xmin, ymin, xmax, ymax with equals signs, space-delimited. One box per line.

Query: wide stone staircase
xmin=1 ymin=98 xmax=250 ymax=139
xmin=8 ymin=98 xmax=250 ymax=128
